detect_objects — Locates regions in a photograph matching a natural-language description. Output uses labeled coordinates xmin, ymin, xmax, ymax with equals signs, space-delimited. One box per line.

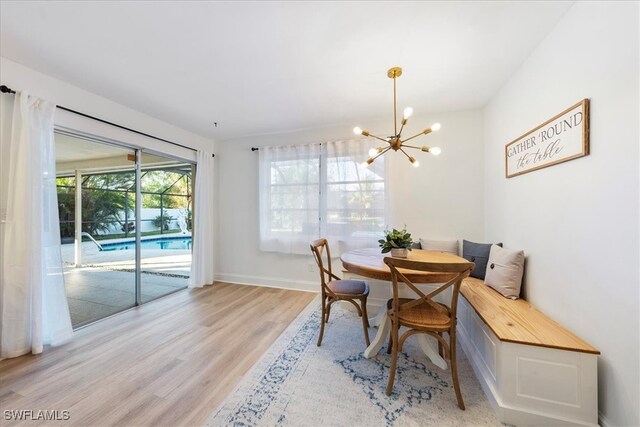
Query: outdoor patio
xmin=61 ymin=233 xmax=191 ymax=326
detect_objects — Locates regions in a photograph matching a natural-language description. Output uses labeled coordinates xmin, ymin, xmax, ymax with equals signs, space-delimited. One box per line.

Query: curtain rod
xmin=0 ymin=85 xmax=214 ymax=158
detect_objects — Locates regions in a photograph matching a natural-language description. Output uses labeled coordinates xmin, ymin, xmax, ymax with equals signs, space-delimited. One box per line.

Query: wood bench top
xmin=461 ymin=278 xmax=599 ymax=355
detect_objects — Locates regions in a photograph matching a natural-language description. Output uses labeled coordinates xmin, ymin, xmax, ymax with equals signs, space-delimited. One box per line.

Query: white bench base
xmin=457 ymin=296 xmax=599 ymax=426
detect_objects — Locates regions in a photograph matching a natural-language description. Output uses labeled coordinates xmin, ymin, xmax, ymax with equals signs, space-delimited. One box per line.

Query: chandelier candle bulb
xmin=353 ymin=126 xmax=363 ymax=135
xmin=368 ymin=148 xmax=378 ymax=157
xmin=431 ymin=123 xmax=442 ymax=131
xmin=403 ymin=107 xmax=413 ymax=118
xmin=430 ymin=147 xmax=442 ymax=156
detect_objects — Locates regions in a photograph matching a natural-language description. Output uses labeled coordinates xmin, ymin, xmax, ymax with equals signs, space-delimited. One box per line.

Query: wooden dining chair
xmin=310 ymin=239 xmax=370 ymax=347
xmin=383 ymin=256 xmax=474 ymax=410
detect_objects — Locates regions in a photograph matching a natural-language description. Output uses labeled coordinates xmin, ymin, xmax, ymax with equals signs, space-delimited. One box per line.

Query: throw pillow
xmin=462 ymin=240 xmax=503 ymax=279
xmin=484 ymin=244 xmax=525 ymax=300
xmin=419 ymin=238 xmax=459 ymax=255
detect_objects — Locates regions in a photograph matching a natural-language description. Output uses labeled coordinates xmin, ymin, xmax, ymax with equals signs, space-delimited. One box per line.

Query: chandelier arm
xmin=401 ymin=144 xmax=421 ymax=150
xmin=398 ymin=120 xmax=406 ymax=138
xmin=400 ymin=131 xmax=428 ymax=144
xmin=366 ymin=132 xmax=393 ymax=145
xmin=399 ymin=148 xmax=416 ymax=165
xmin=399 ymin=147 xmax=412 ymax=159
xmin=367 ymin=146 xmax=392 ymax=165
xmin=373 ymin=146 xmax=392 ymax=161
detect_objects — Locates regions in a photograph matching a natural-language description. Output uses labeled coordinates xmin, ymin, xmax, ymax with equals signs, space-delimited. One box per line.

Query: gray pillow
xmin=462 ymin=240 xmax=503 ymax=279
xmin=484 ymin=244 xmax=525 ymax=300
xmin=419 ymin=238 xmax=459 ymax=255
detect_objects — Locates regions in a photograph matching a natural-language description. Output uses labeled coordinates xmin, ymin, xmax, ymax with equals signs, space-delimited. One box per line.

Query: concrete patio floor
xmin=61 ymin=234 xmax=191 ymax=327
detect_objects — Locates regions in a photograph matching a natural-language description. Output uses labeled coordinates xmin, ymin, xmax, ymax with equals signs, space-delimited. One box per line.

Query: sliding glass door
xmin=56 ymin=133 xmax=138 ymax=327
xmin=55 ymin=133 xmax=193 ymax=328
xmin=139 ymin=152 xmax=193 ymax=302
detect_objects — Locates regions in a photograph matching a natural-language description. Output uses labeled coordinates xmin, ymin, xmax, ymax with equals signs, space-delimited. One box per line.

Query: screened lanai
xmin=56 ymin=133 xmax=195 ymax=327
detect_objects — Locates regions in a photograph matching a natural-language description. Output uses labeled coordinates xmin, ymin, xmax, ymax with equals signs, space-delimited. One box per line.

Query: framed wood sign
xmin=505 ymin=99 xmax=589 ymax=178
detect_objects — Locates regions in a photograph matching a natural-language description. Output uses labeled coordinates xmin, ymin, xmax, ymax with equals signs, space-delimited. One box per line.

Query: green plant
xmin=378 ymin=227 xmax=414 ymax=253
xmin=57 ymin=182 xmax=134 ymax=238
xmin=152 ymin=214 xmax=175 ymax=231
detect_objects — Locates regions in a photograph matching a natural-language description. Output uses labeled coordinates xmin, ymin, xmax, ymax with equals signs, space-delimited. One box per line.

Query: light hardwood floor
xmin=0 ymin=283 xmax=317 ymax=426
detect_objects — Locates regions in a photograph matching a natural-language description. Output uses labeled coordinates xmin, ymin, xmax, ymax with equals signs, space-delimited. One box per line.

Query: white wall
xmin=0 ymin=57 xmax=214 ymax=158
xmin=215 ymin=109 xmax=484 ymax=291
xmin=483 ymin=3 xmax=639 ymax=426
xmin=96 ymin=208 xmax=187 ymax=235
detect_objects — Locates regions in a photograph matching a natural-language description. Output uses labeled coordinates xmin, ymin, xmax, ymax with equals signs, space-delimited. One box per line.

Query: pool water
xmin=100 ymin=237 xmax=192 ymax=251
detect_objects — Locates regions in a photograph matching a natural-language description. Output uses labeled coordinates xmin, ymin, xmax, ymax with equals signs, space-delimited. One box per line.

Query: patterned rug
xmin=207 ymin=296 xmax=501 ymax=427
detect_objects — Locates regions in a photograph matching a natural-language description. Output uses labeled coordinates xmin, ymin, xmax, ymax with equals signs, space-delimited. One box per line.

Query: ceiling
xmin=1 ymin=1 xmax=572 ymax=141
xmin=55 ymin=133 xmax=131 ymax=163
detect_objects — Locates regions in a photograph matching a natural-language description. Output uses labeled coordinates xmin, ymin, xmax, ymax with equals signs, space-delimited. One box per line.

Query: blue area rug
xmin=208 ymin=297 xmax=500 ymax=426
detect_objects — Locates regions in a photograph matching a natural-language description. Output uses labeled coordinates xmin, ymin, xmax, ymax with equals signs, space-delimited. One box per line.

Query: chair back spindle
xmin=384 ymin=258 xmax=473 ymax=322
xmin=310 ymin=238 xmax=337 ymax=296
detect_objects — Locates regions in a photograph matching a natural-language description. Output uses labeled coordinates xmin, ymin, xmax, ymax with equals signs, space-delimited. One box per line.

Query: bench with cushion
xmin=457 ymin=277 xmax=599 ymax=426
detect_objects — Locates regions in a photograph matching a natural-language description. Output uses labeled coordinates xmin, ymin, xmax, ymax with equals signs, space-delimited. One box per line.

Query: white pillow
xmin=484 ymin=244 xmax=525 ymax=300
xmin=419 ymin=238 xmax=459 ymax=255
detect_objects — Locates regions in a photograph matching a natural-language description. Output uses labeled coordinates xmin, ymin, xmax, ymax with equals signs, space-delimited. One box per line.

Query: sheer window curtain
xmin=258 ymin=140 xmax=384 ymax=256
xmin=259 ymin=144 xmax=321 ymax=254
xmin=0 ymin=91 xmax=73 ymax=358
xmin=188 ymin=150 xmax=215 ymax=287
xmin=324 ymin=140 xmax=385 ymax=254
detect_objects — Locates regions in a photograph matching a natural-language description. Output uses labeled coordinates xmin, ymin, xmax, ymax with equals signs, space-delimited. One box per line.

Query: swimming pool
xmin=100 ymin=236 xmax=192 ymax=251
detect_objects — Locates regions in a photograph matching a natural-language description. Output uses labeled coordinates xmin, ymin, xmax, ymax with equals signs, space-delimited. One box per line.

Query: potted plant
xmin=379 ymin=227 xmax=414 ymax=258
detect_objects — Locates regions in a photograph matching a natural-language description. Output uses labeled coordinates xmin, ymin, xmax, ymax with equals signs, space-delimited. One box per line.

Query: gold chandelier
xmin=354 ymin=67 xmax=441 ymax=168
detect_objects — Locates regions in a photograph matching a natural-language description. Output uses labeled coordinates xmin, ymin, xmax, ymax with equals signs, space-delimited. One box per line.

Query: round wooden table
xmin=340 ymin=248 xmax=469 ymax=367
xmin=340 ymin=248 xmax=467 ymax=282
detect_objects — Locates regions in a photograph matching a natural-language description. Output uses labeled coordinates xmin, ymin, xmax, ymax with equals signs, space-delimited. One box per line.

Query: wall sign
xmin=505 ymin=99 xmax=589 ymax=178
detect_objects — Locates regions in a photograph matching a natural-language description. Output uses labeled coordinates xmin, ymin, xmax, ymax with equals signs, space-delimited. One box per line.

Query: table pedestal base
xmin=364 ymin=307 xmax=448 ymax=370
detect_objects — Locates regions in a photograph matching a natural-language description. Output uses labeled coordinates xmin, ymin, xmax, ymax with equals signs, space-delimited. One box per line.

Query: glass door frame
xmin=135 ymin=148 xmax=142 ymax=305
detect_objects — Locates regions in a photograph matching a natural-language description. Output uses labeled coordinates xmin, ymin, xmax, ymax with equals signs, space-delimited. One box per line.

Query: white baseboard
xmin=215 ymin=273 xmax=318 ymax=293
xmin=214 ymin=273 xmax=386 ymax=313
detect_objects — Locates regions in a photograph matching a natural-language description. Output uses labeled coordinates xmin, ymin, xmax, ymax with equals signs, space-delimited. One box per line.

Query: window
xmin=259 ymin=140 xmax=385 ymax=254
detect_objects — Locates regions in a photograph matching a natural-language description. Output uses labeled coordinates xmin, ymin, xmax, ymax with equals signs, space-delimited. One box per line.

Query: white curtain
xmin=188 ymin=150 xmax=215 ymax=287
xmin=259 ymin=144 xmax=322 ymax=254
xmin=0 ymin=91 xmax=73 ymax=358
xmin=324 ymin=140 xmax=385 ymax=254
xmin=258 ymin=140 xmax=384 ymax=255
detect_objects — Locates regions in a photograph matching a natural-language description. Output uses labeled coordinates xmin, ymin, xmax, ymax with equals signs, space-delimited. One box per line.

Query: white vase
xmin=390 ymin=248 xmax=409 ymax=258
